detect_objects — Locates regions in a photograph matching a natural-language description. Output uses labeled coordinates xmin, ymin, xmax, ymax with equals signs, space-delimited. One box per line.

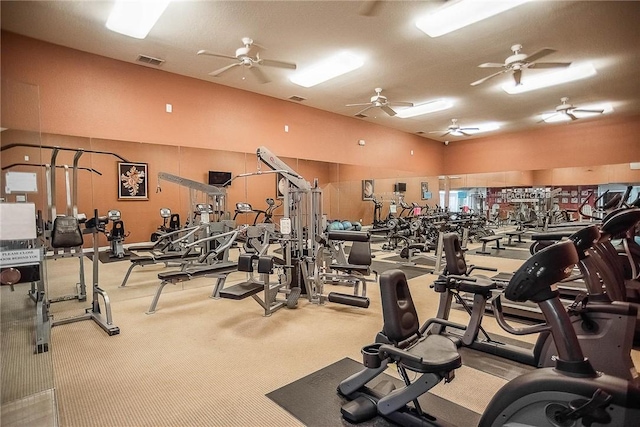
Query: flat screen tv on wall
xmin=394 ymin=182 xmax=407 ymax=192
xmin=208 ymin=171 xmax=232 ymax=187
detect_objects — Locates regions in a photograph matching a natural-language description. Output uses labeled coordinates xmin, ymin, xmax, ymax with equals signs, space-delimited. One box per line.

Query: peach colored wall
xmin=532 ymin=164 xmax=640 ymax=186
xmin=443 ymin=114 xmax=640 ymax=175
xmin=1 ymin=32 xmax=444 ymax=175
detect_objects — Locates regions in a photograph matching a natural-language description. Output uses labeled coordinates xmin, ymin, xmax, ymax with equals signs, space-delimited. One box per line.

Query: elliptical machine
xmin=338 ymin=241 xmax=640 ymax=426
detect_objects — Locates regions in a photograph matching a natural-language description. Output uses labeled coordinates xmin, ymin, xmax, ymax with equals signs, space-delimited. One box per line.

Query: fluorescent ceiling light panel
xmin=396 ymin=99 xmax=453 ymax=118
xmin=106 ymin=0 xmax=170 ymax=39
xmin=502 ymin=63 xmax=597 ymax=94
xmin=540 ymin=102 xmax=613 ymax=123
xmin=416 ymin=0 xmax=530 ymax=37
xmin=289 ymin=52 xmax=364 ymax=87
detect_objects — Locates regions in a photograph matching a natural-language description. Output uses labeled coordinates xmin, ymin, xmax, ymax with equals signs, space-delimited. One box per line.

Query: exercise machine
xmin=105 ymin=209 xmax=128 ymax=258
xmin=432 ymin=232 xmax=637 ymax=379
xmin=338 ymin=242 xmax=640 ymax=426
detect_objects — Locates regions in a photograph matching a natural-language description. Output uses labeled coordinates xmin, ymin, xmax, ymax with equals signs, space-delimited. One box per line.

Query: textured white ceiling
xmin=2 ymin=0 xmax=639 ymax=142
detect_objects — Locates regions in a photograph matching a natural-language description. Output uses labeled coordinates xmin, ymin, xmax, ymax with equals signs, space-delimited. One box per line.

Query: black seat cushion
xmin=403 ymin=334 xmax=461 ymax=373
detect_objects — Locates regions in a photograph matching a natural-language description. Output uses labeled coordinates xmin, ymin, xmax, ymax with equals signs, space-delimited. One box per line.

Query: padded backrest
xmin=111 ymin=220 xmax=125 ymax=238
xmin=169 ymin=214 xmax=180 ymax=230
xmin=379 ymin=269 xmax=419 ymax=344
xmin=348 ymin=241 xmax=372 ymax=266
xmin=51 ymin=215 xmax=84 ymax=248
xmin=443 ymin=233 xmax=467 ymax=275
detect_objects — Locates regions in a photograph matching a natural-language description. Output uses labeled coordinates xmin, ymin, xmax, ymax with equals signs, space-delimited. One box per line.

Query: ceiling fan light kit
xmin=471 ymin=44 xmax=573 ymax=87
xmin=346 ymin=88 xmax=413 ymax=117
xmin=428 ymin=119 xmax=500 ymax=137
xmin=198 ymin=37 xmax=297 ymax=84
xmin=415 ymin=0 xmax=531 ymax=38
xmin=539 ymin=97 xmax=610 ymax=123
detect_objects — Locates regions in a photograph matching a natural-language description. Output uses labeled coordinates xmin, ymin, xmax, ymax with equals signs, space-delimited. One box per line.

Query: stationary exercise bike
xmin=430 ymin=231 xmax=637 ymax=380
xmin=338 ymin=242 xmax=640 ymax=426
xmin=105 ymin=209 xmax=129 ymax=258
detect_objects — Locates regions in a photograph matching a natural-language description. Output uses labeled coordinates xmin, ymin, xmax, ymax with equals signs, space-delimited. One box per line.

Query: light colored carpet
xmin=4 ymin=234 xmax=638 ymax=427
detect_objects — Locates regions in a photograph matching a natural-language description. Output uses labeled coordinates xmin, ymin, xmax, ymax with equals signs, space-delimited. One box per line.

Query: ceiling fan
xmin=346 ymin=88 xmax=413 ymax=117
xmin=197 ymin=37 xmax=296 ymax=84
xmin=539 ymin=97 xmax=605 ymax=122
xmin=471 ymin=44 xmax=572 ymax=86
xmin=429 ymin=119 xmax=479 ymax=137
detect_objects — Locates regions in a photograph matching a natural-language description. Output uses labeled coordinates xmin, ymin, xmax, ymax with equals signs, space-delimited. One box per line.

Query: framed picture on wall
xmin=118 ymin=162 xmax=148 ymax=200
xmin=421 ymin=182 xmax=429 ymax=200
xmin=362 ymin=179 xmax=374 ymax=201
xmin=276 ymin=173 xmax=287 ymax=199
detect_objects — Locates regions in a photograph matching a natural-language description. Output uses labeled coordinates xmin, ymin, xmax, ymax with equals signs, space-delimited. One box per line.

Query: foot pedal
xmin=372 ymin=379 xmax=395 ymax=395
xmin=341 ymin=396 xmax=377 ymax=423
xmin=287 ymin=287 xmax=301 ymax=309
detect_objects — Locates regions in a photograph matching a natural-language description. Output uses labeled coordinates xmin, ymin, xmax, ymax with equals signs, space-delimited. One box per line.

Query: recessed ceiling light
xmin=502 ymin=63 xmax=597 ymax=94
xmin=395 ymin=99 xmax=453 ymax=118
xmin=289 ymin=52 xmax=364 ymax=88
xmin=106 ymin=0 xmax=170 ymax=39
xmin=540 ymin=102 xmax=613 ymax=123
xmin=416 ymin=0 xmax=530 ymax=38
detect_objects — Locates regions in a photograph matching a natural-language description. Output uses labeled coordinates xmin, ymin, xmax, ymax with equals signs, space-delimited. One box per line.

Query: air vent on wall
xmin=354 ymin=113 xmax=367 ymax=118
xmin=137 ymin=54 xmax=165 ymax=66
xmin=288 ymin=96 xmax=306 ymax=102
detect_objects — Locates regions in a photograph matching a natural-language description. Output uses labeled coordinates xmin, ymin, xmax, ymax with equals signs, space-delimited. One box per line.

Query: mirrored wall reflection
xmin=3 ymin=129 xmax=640 ymax=245
xmin=0 ymin=81 xmax=56 ymax=410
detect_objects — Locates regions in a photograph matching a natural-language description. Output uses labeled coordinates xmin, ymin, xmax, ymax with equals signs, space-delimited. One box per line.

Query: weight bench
xmin=120 ymin=251 xmax=201 ymax=287
xmin=322 ymin=230 xmax=377 ymax=298
xmin=476 ymin=235 xmax=504 ymax=255
xmin=146 ymin=261 xmax=238 ymax=314
xmin=504 ymin=230 xmax=525 ymax=246
xmin=216 ymin=252 xmax=299 ymax=316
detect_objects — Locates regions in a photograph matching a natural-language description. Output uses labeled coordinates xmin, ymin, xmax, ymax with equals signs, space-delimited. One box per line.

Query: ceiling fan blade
xmin=459 ymin=131 xmax=472 ymax=136
xmin=529 ymin=62 xmax=572 ymax=69
xmin=260 ymin=59 xmax=297 ymax=69
xmin=566 ymin=112 xmax=579 ymax=120
xmin=355 ymin=105 xmax=374 ymax=116
xmin=459 ymin=127 xmax=480 ymax=132
xmin=346 ymin=102 xmax=372 ymax=107
xmin=359 ymin=0 xmax=382 ymax=16
xmin=381 ymin=105 xmax=397 ymax=116
xmin=441 ymin=131 xmax=452 ymax=137
xmin=470 ymin=69 xmax=508 ymax=86
xmin=538 ymin=112 xmax=558 ymax=123
xmin=513 ymin=69 xmax=522 ymax=86
xmin=209 ymin=62 xmax=241 ymax=77
xmin=249 ymin=66 xmax=271 ymax=84
xmin=478 ymin=62 xmax=506 ymax=68
xmin=428 ymin=130 xmax=446 ymax=134
xmin=572 ymin=108 xmax=605 ymax=114
xmin=524 ymin=48 xmax=556 ymax=63
xmin=197 ymin=50 xmax=237 ymax=61
xmin=388 ymin=101 xmax=414 ymax=107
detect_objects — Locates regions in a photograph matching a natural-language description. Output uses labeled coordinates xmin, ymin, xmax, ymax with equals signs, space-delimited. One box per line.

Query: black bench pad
xmin=218 ymin=281 xmax=263 ymax=300
xmin=158 ymin=263 xmax=237 ymax=282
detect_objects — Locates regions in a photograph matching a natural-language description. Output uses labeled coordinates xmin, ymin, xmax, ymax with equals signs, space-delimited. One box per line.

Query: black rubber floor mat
xmin=266 ymin=357 xmax=480 ymax=427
